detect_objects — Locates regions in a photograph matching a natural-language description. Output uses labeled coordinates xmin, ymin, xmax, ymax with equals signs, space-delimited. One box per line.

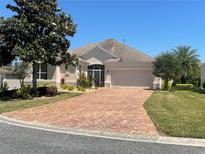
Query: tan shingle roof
xmin=72 ymin=39 xmax=154 ymax=62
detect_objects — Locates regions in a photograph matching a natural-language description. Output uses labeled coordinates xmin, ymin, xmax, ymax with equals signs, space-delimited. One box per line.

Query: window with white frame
xmin=37 ymin=63 xmax=47 ymax=79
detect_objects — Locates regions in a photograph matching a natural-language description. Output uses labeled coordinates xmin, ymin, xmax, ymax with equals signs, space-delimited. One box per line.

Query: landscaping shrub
xmin=86 ymin=80 xmax=92 ymax=87
xmin=77 ymin=73 xmax=87 ymax=87
xmin=61 ymin=84 xmax=68 ymax=90
xmin=46 ymin=85 xmax=58 ymax=96
xmin=37 ymin=85 xmax=58 ymax=96
xmin=175 ymin=84 xmax=194 ymax=90
xmin=0 ymin=81 xmax=9 ymax=93
xmin=168 ymin=80 xmax=173 ymax=91
xmin=77 ymin=73 xmax=90 ymax=88
xmin=10 ymin=89 xmax=19 ymax=98
xmin=37 ymin=81 xmax=56 ymax=87
xmin=191 ymin=78 xmax=200 ymax=88
xmin=25 ymin=81 xmax=56 ymax=88
xmin=77 ymin=86 xmax=86 ymax=92
xmin=0 ymin=89 xmax=18 ymax=99
xmin=160 ymin=80 xmax=173 ymax=91
xmin=67 ymin=85 xmax=75 ymax=91
xmin=37 ymin=86 xmax=47 ymax=96
xmin=16 ymin=86 xmax=32 ymax=99
xmin=0 ymin=83 xmax=57 ymax=99
xmin=61 ymin=84 xmax=75 ymax=91
xmin=161 ymin=80 xmax=165 ymax=90
xmin=61 ymin=84 xmax=67 ymax=90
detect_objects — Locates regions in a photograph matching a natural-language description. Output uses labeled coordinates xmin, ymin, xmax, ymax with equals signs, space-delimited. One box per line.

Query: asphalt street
xmin=0 ymin=122 xmax=205 ymax=154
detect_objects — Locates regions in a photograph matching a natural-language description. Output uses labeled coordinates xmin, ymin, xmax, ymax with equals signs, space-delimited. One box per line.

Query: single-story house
xmin=1 ymin=39 xmax=156 ymax=89
xmin=64 ymin=39 xmax=155 ymax=88
xmin=200 ymin=63 xmax=205 ymax=88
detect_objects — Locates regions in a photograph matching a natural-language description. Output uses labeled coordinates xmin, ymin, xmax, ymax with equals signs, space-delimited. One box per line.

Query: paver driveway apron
xmin=5 ymin=88 xmax=158 ymax=136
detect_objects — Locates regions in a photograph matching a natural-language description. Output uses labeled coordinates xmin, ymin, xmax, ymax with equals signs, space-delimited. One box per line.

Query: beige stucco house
xmin=2 ymin=39 xmax=156 ymax=89
xmin=62 ymin=39 xmax=154 ymax=88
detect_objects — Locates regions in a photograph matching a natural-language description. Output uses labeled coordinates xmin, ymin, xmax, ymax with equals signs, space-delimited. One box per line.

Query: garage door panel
xmin=111 ymin=70 xmax=153 ymax=87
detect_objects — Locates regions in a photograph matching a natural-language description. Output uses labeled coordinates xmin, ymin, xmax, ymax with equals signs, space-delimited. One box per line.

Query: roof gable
xmin=79 ymin=46 xmax=119 ymax=63
xmin=86 ymin=57 xmax=103 ymax=65
xmin=72 ymin=39 xmax=154 ymax=62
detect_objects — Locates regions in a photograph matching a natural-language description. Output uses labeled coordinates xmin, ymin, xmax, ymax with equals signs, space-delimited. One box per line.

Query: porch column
xmin=56 ymin=66 xmax=61 ymax=83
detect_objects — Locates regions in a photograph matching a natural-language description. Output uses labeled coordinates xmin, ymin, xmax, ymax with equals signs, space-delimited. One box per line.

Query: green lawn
xmin=0 ymin=92 xmax=81 ymax=114
xmin=144 ymin=90 xmax=205 ymax=138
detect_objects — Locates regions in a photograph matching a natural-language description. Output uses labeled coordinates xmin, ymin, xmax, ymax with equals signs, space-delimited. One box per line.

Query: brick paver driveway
xmin=5 ymin=88 xmax=158 ymax=136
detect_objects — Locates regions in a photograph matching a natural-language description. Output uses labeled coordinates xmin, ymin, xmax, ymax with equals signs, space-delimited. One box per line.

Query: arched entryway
xmin=88 ymin=64 xmax=104 ymax=87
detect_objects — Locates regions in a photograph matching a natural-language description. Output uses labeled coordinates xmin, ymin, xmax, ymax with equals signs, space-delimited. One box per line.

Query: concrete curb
xmin=0 ymin=114 xmax=205 ymax=147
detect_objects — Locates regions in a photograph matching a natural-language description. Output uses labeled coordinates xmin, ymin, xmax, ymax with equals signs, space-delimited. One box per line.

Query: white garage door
xmin=111 ymin=70 xmax=153 ymax=88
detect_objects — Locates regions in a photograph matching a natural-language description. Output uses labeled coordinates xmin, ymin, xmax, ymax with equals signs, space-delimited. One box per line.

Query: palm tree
xmin=172 ymin=46 xmax=200 ymax=84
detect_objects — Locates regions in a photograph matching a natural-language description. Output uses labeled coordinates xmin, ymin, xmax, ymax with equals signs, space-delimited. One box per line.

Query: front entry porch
xmin=87 ymin=64 xmax=104 ymax=87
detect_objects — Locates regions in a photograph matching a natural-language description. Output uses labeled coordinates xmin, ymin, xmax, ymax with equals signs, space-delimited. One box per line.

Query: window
xmin=37 ymin=63 xmax=47 ymax=79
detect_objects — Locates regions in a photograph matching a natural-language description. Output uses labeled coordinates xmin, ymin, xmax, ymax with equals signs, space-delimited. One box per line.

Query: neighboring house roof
xmin=72 ymin=39 xmax=154 ymax=62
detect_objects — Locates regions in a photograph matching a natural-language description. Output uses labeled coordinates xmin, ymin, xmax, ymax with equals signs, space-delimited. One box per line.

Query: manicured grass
xmin=144 ymin=90 xmax=205 ymax=138
xmin=0 ymin=92 xmax=81 ymax=114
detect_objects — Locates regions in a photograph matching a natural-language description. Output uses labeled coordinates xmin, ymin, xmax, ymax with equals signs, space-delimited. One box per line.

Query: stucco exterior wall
xmin=78 ymin=61 xmax=89 ymax=75
xmin=105 ymin=61 xmax=153 ymax=70
xmin=47 ymin=64 xmax=57 ymax=80
xmin=63 ymin=61 xmax=89 ymax=85
xmin=64 ymin=65 xmax=77 ymax=84
xmin=200 ymin=63 xmax=205 ymax=88
xmin=60 ymin=63 xmax=66 ymax=79
xmin=104 ymin=65 xmax=111 ymax=87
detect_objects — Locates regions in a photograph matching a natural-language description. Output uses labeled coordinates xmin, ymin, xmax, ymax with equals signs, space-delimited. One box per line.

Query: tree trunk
xmin=19 ymin=78 xmax=25 ymax=88
xmin=22 ymin=79 xmax=24 ymax=87
xmin=19 ymin=79 xmax=22 ymax=88
xmin=164 ymin=78 xmax=168 ymax=91
xmin=32 ymin=62 xmax=37 ymax=94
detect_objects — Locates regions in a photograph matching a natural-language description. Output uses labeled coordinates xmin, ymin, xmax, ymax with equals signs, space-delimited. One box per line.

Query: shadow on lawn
xmin=192 ymin=88 xmax=205 ymax=94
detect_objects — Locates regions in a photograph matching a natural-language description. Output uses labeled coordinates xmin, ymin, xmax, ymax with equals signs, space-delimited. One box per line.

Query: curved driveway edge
xmin=1 ymin=114 xmax=205 ymax=148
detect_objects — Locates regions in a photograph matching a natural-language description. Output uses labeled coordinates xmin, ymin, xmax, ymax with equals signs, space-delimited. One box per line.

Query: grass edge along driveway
xmin=0 ymin=92 xmax=81 ymax=114
xmin=144 ymin=90 xmax=205 ymax=138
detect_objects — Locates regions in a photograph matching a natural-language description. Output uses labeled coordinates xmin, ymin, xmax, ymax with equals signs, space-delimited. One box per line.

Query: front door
xmin=88 ymin=65 xmax=104 ymax=87
xmin=93 ymin=70 xmax=101 ymax=86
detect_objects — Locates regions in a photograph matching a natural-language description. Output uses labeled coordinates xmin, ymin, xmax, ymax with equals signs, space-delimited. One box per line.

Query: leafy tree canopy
xmin=2 ymin=0 xmax=76 ymax=65
xmin=10 ymin=61 xmax=30 ymax=87
xmin=0 ymin=0 xmax=77 ymax=91
xmin=172 ymin=46 xmax=200 ymax=84
xmin=153 ymin=52 xmax=180 ymax=89
xmin=0 ymin=17 xmax=16 ymax=66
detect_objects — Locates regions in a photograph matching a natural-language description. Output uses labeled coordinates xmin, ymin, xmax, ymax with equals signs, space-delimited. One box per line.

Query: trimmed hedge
xmin=61 ymin=84 xmax=75 ymax=91
xmin=77 ymin=86 xmax=86 ymax=92
xmin=37 ymin=85 xmax=58 ymax=96
xmin=175 ymin=84 xmax=193 ymax=90
xmin=0 ymin=85 xmax=58 ymax=100
xmin=46 ymin=86 xmax=58 ymax=96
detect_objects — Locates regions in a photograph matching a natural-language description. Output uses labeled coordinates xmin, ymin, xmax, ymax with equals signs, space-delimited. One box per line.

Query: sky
xmin=0 ymin=0 xmax=205 ymax=61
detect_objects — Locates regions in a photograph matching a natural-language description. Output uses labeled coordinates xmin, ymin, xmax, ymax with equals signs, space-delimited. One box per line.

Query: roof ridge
xmin=107 ymin=39 xmax=154 ymax=60
xmin=71 ymin=41 xmax=99 ymax=52
xmin=72 ymin=39 xmax=154 ymax=61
